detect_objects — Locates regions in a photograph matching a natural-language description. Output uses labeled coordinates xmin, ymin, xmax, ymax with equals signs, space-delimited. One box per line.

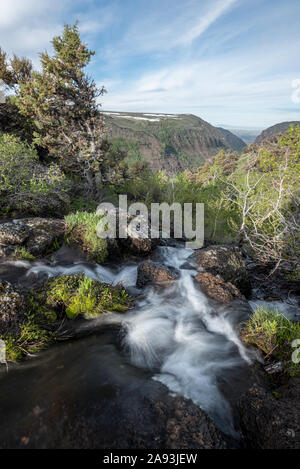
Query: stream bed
xmin=0 ymin=244 xmax=264 ymax=448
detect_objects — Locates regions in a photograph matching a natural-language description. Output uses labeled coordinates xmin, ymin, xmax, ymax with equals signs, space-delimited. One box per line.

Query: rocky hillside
xmin=255 ymin=121 xmax=300 ymax=144
xmin=103 ymin=112 xmax=246 ymax=173
xmin=220 ymin=127 xmax=261 ymax=145
xmin=217 ymin=127 xmax=247 ymax=152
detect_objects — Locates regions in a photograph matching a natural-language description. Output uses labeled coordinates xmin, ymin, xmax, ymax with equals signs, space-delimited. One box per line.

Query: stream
xmin=0 ymin=244 xmax=259 ymax=448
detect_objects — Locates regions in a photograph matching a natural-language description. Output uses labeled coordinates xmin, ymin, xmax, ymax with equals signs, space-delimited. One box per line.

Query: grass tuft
xmin=242 ymin=306 xmax=300 ymax=376
xmin=65 ymin=211 xmax=108 ymax=263
xmin=12 ymin=247 xmax=35 ymax=260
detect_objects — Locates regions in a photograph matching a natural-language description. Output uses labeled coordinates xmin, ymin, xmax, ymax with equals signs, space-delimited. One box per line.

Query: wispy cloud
xmin=102 ymin=49 xmax=298 ymax=128
xmin=0 ymin=0 xmax=299 ymax=127
xmin=174 ymin=0 xmax=238 ymax=47
xmin=0 ymin=0 xmax=111 ymax=60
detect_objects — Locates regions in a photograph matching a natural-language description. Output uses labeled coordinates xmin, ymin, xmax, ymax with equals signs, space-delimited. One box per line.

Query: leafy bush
xmin=224 ymin=126 xmax=300 ymax=268
xmin=118 ymin=166 xmax=238 ymax=244
xmin=0 ymin=133 xmax=70 ymax=216
xmin=47 ymin=274 xmax=131 ymax=319
xmin=65 ymin=211 xmax=108 ymax=262
xmin=242 ymin=306 xmax=300 ymax=376
xmin=69 ymin=196 xmax=98 ymax=213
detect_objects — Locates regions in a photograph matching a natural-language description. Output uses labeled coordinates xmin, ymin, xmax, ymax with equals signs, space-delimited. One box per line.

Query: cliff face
xmin=217 ymin=127 xmax=247 ymax=153
xmin=104 ymin=112 xmax=246 ymax=173
xmin=255 ymin=121 xmax=300 ymax=144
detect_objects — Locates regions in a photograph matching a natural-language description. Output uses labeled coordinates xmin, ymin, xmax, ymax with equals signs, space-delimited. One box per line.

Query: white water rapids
xmin=18 ymin=245 xmax=254 ymax=435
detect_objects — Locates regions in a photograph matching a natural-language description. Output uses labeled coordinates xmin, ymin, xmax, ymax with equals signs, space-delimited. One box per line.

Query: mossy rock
xmin=0 ymin=283 xmax=54 ymax=362
xmin=46 ymin=274 xmax=131 ymax=319
xmin=0 ymin=275 xmax=131 ymax=363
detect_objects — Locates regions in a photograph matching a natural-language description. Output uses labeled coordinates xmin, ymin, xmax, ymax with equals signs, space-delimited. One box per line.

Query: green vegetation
xmin=0 ymin=133 xmax=69 ymax=216
xmin=47 ymin=274 xmax=131 ymax=319
xmin=109 ymin=137 xmax=142 ymax=165
xmin=0 ymin=24 xmax=129 ymax=214
xmin=1 ymin=274 xmax=131 ymax=362
xmin=105 ymin=113 xmax=229 ymax=171
xmin=288 ymin=269 xmax=300 ymax=281
xmin=14 ymin=24 xmax=105 ymax=194
xmin=4 ymin=318 xmax=53 ymax=362
xmin=69 ymin=196 xmax=98 ymax=214
xmin=0 ymin=46 xmax=33 ymax=141
xmin=0 ymin=21 xmax=298 ymax=274
xmin=65 ymin=211 xmax=108 ymax=262
xmin=12 ymin=247 xmax=35 ymax=261
xmin=242 ymin=306 xmax=300 ymax=376
xmin=1 ymin=292 xmax=56 ymax=362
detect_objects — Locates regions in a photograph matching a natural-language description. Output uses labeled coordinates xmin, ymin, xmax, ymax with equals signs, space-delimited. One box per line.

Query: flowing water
xmin=0 ymin=244 xmax=255 ymax=443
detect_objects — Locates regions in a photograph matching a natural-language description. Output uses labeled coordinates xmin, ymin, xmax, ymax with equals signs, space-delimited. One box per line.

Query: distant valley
xmin=218 ymin=125 xmax=262 ymax=145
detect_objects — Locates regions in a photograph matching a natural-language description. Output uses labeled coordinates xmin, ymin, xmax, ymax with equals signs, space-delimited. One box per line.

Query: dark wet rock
xmin=0 ymin=332 xmax=229 ymax=449
xmin=236 ymin=380 xmax=300 ymax=449
xmin=247 ymin=262 xmax=300 ymax=306
xmin=25 ymin=219 xmax=65 ymax=256
xmin=121 ymin=235 xmax=153 ymax=256
xmin=137 ymin=261 xmax=179 ymax=288
xmin=0 ymin=218 xmax=65 ymax=258
xmin=0 ymin=222 xmax=30 ymax=246
xmin=194 ymin=272 xmax=245 ymax=303
xmin=122 ymin=212 xmax=155 ymax=255
xmin=180 ymin=261 xmax=196 ymax=270
xmin=154 ymin=396 xmax=228 ymax=449
xmin=97 ymin=207 xmax=154 ymax=256
xmin=0 ymin=281 xmax=24 ymax=336
xmin=190 ymin=245 xmax=251 ymax=297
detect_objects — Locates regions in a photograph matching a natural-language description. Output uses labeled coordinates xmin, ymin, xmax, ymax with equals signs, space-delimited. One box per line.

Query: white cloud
xmin=0 ymin=0 xmax=111 ymax=59
xmin=0 ymin=0 xmax=69 ymax=57
xmin=174 ymin=0 xmax=238 ymax=47
xmin=116 ymin=0 xmax=239 ymax=56
xmin=101 ymin=53 xmax=297 ymax=128
xmin=291 ymin=79 xmax=300 ymax=104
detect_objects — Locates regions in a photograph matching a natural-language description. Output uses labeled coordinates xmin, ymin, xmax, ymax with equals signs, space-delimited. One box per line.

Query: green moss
xmin=242 ymin=306 xmax=300 ymax=377
xmin=12 ymin=247 xmax=35 ymax=261
xmin=287 ymin=269 xmax=300 ymax=281
xmin=27 ymin=291 xmax=57 ymax=324
xmin=47 ymin=274 xmax=131 ymax=319
xmin=65 ymin=211 xmax=108 ymax=263
xmin=2 ymin=316 xmax=53 ymax=362
xmin=0 ymin=274 xmax=131 ymax=362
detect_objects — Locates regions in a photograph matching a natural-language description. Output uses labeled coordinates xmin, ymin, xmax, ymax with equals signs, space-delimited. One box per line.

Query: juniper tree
xmin=0 ymin=48 xmax=33 ymax=140
xmin=16 ymin=24 xmax=106 ymax=195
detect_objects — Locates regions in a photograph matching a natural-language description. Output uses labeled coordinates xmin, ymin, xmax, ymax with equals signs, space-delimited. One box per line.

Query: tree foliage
xmin=0 ymin=134 xmax=69 ymax=215
xmin=0 ymin=47 xmax=33 ymax=140
xmin=15 ymin=24 xmax=107 ymax=193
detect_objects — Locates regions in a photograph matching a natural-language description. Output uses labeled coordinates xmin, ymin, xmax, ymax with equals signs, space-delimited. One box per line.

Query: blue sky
xmin=0 ymin=0 xmax=300 ymax=128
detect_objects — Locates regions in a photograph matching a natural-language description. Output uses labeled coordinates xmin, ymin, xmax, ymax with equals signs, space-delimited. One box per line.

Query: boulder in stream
xmin=136 ymin=261 xmax=179 ymax=288
xmin=190 ymin=245 xmax=251 ymax=297
xmin=0 ymin=281 xmax=25 ymax=336
xmin=194 ymin=272 xmax=245 ymax=303
xmin=0 ymin=218 xmax=65 ymax=258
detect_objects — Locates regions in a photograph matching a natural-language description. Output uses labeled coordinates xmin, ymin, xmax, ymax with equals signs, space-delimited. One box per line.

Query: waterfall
xmin=22 ymin=244 xmax=252 ymax=435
